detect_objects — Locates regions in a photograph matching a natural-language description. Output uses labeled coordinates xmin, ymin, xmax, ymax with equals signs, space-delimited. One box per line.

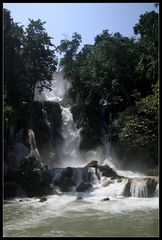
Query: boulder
xmin=76 ymin=195 xmax=84 ymax=200
xmin=86 ymin=160 xmax=98 ymax=168
xmin=146 ymin=177 xmax=158 ymax=197
xmin=123 ymin=179 xmax=131 ymax=197
xmin=117 ymin=178 xmax=122 ymax=183
xmin=98 ymin=165 xmax=119 ymax=178
xmin=39 ymin=197 xmax=47 ymax=202
xmin=76 ymin=183 xmax=92 ymax=192
xmin=101 ymin=197 xmax=110 ymax=201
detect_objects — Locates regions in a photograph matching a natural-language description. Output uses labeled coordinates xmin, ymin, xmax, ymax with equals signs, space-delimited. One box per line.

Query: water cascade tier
xmin=48 ymin=162 xmax=159 ymax=199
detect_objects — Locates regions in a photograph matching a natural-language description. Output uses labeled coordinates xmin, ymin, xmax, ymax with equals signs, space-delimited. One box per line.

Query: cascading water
xmin=28 ymin=129 xmax=40 ymax=160
xmin=130 ymin=179 xmax=148 ymax=198
xmin=42 ymin=108 xmax=51 ymax=132
xmin=59 ymin=106 xmax=81 ymax=167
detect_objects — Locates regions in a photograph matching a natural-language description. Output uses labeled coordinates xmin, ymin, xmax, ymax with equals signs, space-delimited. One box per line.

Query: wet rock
xmin=123 ymin=179 xmax=131 ymax=197
xmin=98 ymin=165 xmax=119 ymax=178
xmin=101 ymin=178 xmax=113 ymax=187
xmin=117 ymin=178 xmax=122 ymax=183
xmin=86 ymin=160 xmax=98 ymax=168
xmin=146 ymin=177 xmax=158 ymax=197
xmin=59 ymin=182 xmax=72 ymax=192
xmin=110 ymin=176 xmax=116 ymax=180
xmin=76 ymin=183 xmax=92 ymax=192
xmin=101 ymin=197 xmax=110 ymax=201
xmin=76 ymin=195 xmax=84 ymax=200
xmin=39 ymin=197 xmax=47 ymax=202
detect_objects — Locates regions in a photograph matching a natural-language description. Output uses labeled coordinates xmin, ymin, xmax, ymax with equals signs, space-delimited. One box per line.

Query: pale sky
xmin=3 ymin=3 xmax=158 ymax=50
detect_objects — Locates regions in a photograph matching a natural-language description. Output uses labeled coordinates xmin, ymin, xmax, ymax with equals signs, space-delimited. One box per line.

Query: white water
xmin=28 ymin=129 xmax=40 ymax=160
xmin=130 ymin=179 xmax=148 ymax=198
xmin=59 ymin=106 xmax=81 ymax=167
xmin=34 ymin=72 xmax=66 ymax=103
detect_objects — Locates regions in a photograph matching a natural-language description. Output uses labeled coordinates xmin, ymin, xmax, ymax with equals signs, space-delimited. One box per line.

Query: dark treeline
xmin=4 ymin=8 xmax=159 ymax=172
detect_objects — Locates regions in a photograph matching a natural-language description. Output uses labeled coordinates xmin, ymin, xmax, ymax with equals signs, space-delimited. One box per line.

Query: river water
xmin=3 ymin=194 xmax=159 ymax=237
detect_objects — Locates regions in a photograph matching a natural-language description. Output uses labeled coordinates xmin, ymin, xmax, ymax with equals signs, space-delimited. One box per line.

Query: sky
xmin=3 ymin=3 xmax=158 ymax=51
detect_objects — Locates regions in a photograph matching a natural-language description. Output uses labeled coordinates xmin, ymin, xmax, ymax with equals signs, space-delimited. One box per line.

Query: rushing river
xmin=3 ymin=193 xmax=159 ymax=237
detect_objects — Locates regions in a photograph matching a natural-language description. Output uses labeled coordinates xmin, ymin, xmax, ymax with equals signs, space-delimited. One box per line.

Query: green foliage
xmin=19 ymin=155 xmax=42 ymax=178
xmin=15 ymin=155 xmax=47 ymax=197
xmin=24 ymin=19 xmax=57 ymax=101
xmin=58 ymin=10 xmax=159 ymax=166
xmin=59 ymin=30 xmax=139 ymax=112
xmin=4 ymin=9 xmax=58 ymax=116
xmin=134 ymin=11 xmax=159 ymax=95
xmin=4 ymin=8 xmax=25 ymax=109
xmin=58 ymin=32 xmax=82 ymax=79
xmin=112 ymin=83 xmax=158 ymax=157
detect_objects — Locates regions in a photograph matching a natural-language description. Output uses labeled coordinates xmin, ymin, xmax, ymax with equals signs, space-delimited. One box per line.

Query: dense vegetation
xmin=58 ymin=10 xmax=159 ymax=169
xmin=4 ymin=8 xmax=57 ymax=122
xmin=4 ymin=7 xmax=159 ymax=173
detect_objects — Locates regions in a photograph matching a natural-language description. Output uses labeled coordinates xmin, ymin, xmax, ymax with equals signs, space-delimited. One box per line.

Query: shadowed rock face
xmin=31 ymin=101 xmax=63 ymax=167
xmin=86 ymin=160 xmax=119 ymax=178
xmin=98 ymin=165 xmax=119 ymax=178
xmin=146 ymin=177 xmax=158 ymax=197
xmin=86 ymin=160 xmax=98 ymax=168
xmin=71 ymin=103 xmax=102 ymax=151
xmin=76 ymin=183 xmax=92 ymax=192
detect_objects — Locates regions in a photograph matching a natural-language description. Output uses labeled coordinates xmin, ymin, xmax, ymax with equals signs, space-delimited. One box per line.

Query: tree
xmin=4 ymin=10 xmax=58 ymax=109
xmin=112 ymin=82 xmax=158 ymax=164
xmin=4 ymin=8 xmax=25 ymax=109
xmin=24 ymin=19 xmax=57 ymax=102
xmin=58 ymin=32 xmax=82 ymax=80
xmin=134 ymin=11 xmax=159 ymax=96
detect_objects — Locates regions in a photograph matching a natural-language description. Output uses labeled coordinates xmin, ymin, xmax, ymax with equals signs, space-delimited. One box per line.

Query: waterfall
xmin=42 ymin=108 xmax=51 ymax=132
xmin=155 ymin=183 xmax=159 ymax=197
xmin=88 ymin=167 xmax=101 ymax=184
xmin=100 ymin=178 xmax=129 ymax=198
xmin=34 ymin=72 xmax=81 ymax=167
xmin=72 ymin=168 xmax=88 ymax=184
xmin=130 ymin=179 xmax=147 ymax=198
xmin=34 ymin=72 xmax=66 ymax=102
xmin=59 ymin=106 xmax=80 ymax=167
xmin=28 ymin=129 xmax=40 ymax=160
